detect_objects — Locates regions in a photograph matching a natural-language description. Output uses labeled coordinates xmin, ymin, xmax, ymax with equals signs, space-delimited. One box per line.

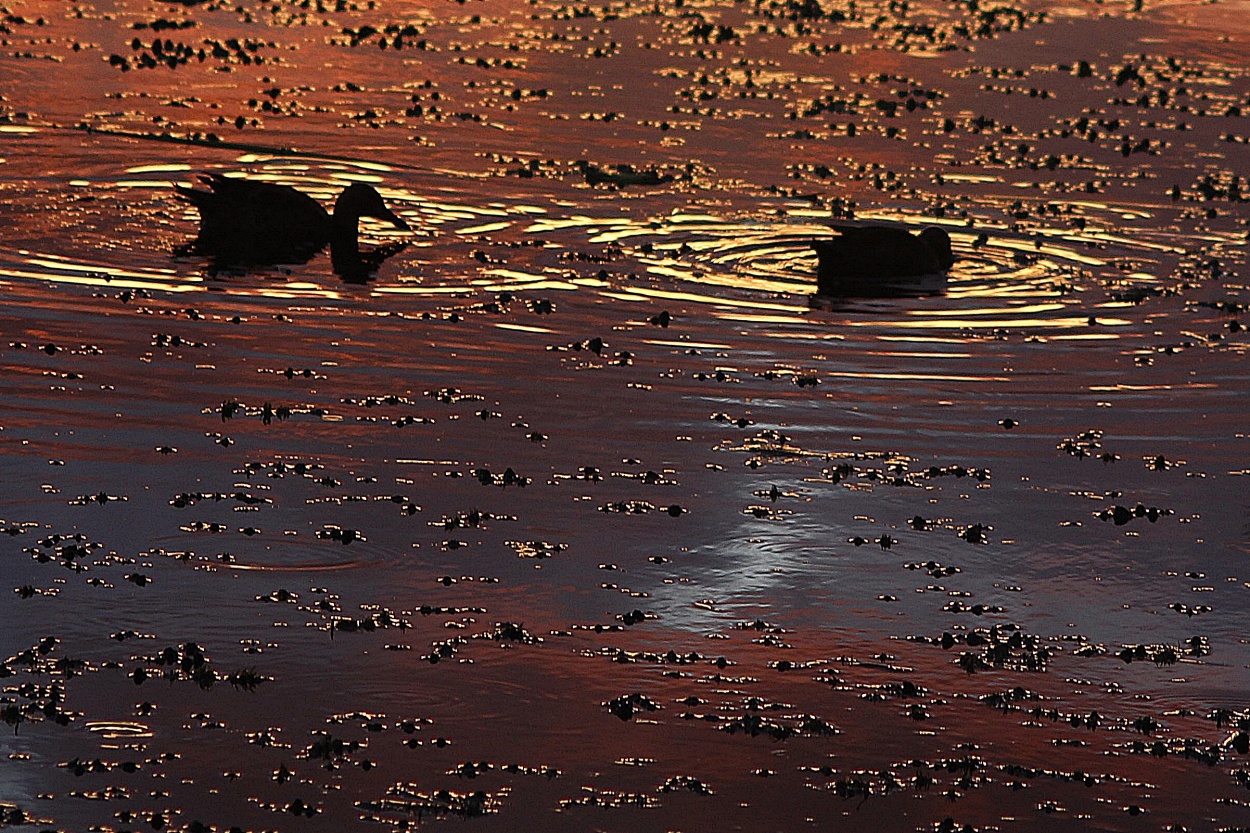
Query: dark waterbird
xmin=811 ymin=225 xmax=954 ymax=297
xmin=175 ymin=174 xmax=410 ymax=277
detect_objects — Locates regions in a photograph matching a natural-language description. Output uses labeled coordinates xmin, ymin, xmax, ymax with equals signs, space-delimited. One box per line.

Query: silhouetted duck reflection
xmin=811 ymin=225 xmax=954 ymax=297
xmin=176 ymin=174 xmax=410 ymax=278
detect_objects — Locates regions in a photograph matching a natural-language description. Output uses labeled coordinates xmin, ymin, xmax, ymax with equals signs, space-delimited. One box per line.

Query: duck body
xmin=812 ymin=225 xmax=954 ymax=297
xmin=176 ymin=175 xmax=408 ymax=267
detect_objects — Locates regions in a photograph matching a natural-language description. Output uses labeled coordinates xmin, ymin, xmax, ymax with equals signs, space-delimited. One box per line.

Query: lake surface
xmin=1 ymin=0 xmax=1249 ymax=830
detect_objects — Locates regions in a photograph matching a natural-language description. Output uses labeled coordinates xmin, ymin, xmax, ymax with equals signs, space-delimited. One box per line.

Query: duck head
xmin=918 ymin=227 xmax=954 ymax=270
xmin=328 ymin=183 xmax=410 ymax=282
xmin=334 ymin=182 xmax=410 ymax=232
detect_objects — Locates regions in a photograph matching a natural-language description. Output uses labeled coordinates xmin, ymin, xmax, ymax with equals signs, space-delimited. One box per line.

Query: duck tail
xmin=174 ymin=175 xmax=219 ymax=207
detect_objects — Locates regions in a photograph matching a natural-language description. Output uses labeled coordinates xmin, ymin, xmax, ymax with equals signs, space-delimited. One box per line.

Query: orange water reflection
xmin=1 ymin=0 xmax=1249 ymax=829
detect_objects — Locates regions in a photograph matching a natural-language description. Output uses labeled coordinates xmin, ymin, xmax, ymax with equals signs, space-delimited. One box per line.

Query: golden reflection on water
xmin=124 ymin=163 xmax=191 ymax=175
xmin=862 ymin=316 xmax=1130 ymax=330
xmin=1090 ymin=382 xmax=1219 ymax=391
xmin=495 ymin=322 xmax=556 ymax=335
xmin=1047 ymin=332 xmax=1123 ymax=341
xmin=713 ymin=312 xmax=810 ymax=325
xmin=919 ymin=303 xmax=1069 ymax=317
xmin=644 ymin=339 xmax=734 ymax=350
xmin=0 ymin=253 xmax=196 ymax=293
xmin=459 ymin=221 xmax=515 ymax=234
xmin=85 ymin=722 xmax=154 ymax=741
xmin=374 ymin=284 xmax=489 ymax=296
xmin=603 ymin=286 xmax=797 ymax=311
xmin=0 ymin=140 xmax=1197 ymax=329
xmin=822 ymin=370 xmax=1012 ymax=383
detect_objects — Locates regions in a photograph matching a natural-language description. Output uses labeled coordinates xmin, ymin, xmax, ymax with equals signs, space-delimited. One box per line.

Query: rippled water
xmin=2 ymin=0 xmax=1249 ymax=830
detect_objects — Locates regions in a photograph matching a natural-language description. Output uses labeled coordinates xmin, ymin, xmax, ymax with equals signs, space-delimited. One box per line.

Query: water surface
xmin=2 ymin=0 xmax=1249 ymax=830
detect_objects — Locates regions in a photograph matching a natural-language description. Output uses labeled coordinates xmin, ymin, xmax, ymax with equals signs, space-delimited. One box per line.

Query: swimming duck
xmin=175 ymin=174 xmax=410 ymax=267
xmin=811 ymin=225 xmax=954 ymax=297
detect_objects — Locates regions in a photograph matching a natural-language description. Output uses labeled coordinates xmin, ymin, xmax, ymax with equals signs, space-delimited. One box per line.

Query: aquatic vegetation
xmin=605 ymin=692 xmax=661 ymax=720
xmin=1095 ymin=502 xmax=1173 ymax=525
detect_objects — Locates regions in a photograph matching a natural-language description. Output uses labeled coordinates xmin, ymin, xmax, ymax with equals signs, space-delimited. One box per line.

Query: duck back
xmin=812 ymin=225 xmax=952 ymax=296
xmin=816 ymin=226 xmax=944 ymax=277
xmin=177 ymin=175 xmax=335 ymax=264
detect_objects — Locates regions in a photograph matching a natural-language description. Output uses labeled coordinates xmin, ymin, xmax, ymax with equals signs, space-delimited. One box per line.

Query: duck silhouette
xmin=811 ymin=225 xmax=954 ymax=297
xmin=175 ymin=174 xmax=410 ymax=276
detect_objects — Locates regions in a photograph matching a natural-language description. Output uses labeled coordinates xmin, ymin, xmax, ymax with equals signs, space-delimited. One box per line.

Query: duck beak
xmin=374 ymin=207 xmax=410 ymax=232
